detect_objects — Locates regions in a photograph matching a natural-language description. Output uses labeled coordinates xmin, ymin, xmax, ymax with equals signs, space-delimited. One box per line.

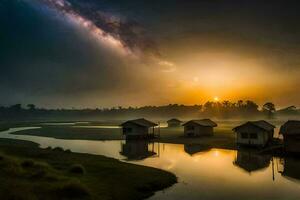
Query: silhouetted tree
xmin=27 ymin=104 xmax=36 ymax=111
xmin=263 ymin=102 xmax=276 ymax=118
xmin=9 ymin=104 xmax=22 ymax=112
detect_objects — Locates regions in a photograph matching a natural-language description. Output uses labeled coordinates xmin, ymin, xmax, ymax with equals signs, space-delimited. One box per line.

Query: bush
xmin=65 ymin=149 xmax=72 ymax=153
xmin=69 ymin=164 xmax=85 ymax=174
xmin=30 ymin=169 xmax=47 ymax=179
xmin=53 ymin=147 xmax=64 ymax=152
xmin=21 ymin=160 xmax=35 ymax=168
xmin=56 ymin=181 xmax=90 ymax=198
xmin=45 ymin=147 xmax=52 ymax=151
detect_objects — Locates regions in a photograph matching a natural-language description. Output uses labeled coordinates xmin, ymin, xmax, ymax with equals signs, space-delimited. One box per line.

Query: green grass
xmin=13 ymin=126 xmax=123 ymax=140
xmin=0 ymin=138 xmax=177 ymax=200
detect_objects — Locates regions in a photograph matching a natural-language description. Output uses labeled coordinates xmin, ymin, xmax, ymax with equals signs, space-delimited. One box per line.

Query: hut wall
xmin=236 ymin=131 xmax=268 ymax=146
xmin=168 ymin=121 xmax=180 ymax=127
xmin=122 ymin=124 xmax=148 ymax=137
xmin=197 ymin=126 xmax=213 ymax=136
xmin=184 ymin=125 xmax=213 ymax=136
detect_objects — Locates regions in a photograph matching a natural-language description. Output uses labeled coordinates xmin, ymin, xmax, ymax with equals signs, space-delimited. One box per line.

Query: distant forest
xmin=0 ymin=101 xmax=299 ymax=121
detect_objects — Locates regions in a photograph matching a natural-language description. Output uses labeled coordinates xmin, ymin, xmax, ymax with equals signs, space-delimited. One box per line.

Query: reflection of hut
xmin=182 ymin=119 xmax=217 ymax=137
xmin=280 ymin=120 xmax=300 ymax=153
xmin=280 ymin=157 xmax=300 ymax=181
xmin=184 ymin=144 xmax=211 ymax=155
xmin=233 ymin=120 xmax=275 ymax=147
xmin=120 ymin=140 xmax=157 ymax=160
xmin=167 ymin=118 xmax=182 ymax=127
xmin=120 ymin=118 xmax=158 ymax=139
xmin=234 ymin=150 xmax=271 ymax=173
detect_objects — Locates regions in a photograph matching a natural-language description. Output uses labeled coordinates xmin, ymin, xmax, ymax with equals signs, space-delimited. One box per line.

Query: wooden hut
xmin=120 ymin=118 xmax=158 ymax=139
xmin=182 ymin=119 xmax=217 ymax=137
xmin=167 ymin=118 xmax=182 ymax=127
xmin=232 ymin=120 xmax=275 ymax=147
xmin=280 ymin=120 xmax=300 ymax=153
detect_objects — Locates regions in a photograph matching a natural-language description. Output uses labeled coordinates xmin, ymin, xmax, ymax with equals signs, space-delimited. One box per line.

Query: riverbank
xmin=11 ymin=125 xmax=238 ymax=150
xmin=0 ymin=138 xmax=177 ymax=200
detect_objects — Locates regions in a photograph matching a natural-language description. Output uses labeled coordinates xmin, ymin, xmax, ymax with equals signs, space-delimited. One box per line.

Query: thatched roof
xmin=182 ymin=119 xmax=217 ymax=127
xmin=233 ymin=120 xmax=275 ymax=132
xmin=167 ymin=118 xmax=182 ymax=123
xmin=280 ymin=120 xmax=300 ymax=135
xmin=120 ymin=118 xmax=158 ymax=127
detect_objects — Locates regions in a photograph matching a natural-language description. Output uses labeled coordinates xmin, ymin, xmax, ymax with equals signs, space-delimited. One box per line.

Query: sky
xmin=1 ymin=0 xmax=300 ymax=108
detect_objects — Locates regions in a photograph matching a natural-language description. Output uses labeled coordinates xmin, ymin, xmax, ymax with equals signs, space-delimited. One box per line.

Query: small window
xmin=187 ymin=126 xmax=194 ymax=131
xmin=250 ymin=133 xmax=258 ymax=139
xmin=241 ymin=133 xmax=248 ymax=139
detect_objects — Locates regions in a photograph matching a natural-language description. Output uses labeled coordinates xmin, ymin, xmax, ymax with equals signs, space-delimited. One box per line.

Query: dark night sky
xmin=1 ymin=0 xmax=300 ymax=108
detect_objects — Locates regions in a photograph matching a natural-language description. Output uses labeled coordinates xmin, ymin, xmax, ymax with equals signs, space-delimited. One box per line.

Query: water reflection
xmin=2 ymin=128 xmax=300 ymax=200
xmin=120 ymin=140 xmax=159 ymax=160
xmin=279 ymin=157 xmax=300 ymax=183
xmin=184 ymin=144 xmax=211 ymax=155
xmin=233 ymin=150 xmax=271 ymax=173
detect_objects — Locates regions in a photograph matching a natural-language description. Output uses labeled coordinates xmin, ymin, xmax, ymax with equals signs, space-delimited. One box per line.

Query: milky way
xmin=40 ymin=1 xmax=147 ymax=56
xmin=2 ymin=0 xmax=300 ymax=107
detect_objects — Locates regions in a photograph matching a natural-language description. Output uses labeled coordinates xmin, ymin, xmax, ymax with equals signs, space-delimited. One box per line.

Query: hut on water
xmin=280 ymin=120 xmax=300 ymax=153
xmin=182 ymin=119 xmax=217 ymax=137
xmin=232 ymin=120 xmax=275 ymax=147
xmin=120 ymin=118 xmax=158 ymax=139
xmin=167 ymin=118 xmax=182 ymax=127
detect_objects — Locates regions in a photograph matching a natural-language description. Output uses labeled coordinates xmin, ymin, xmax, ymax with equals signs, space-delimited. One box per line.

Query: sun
xmin=213 ymin=97 xmax=219 ymax=102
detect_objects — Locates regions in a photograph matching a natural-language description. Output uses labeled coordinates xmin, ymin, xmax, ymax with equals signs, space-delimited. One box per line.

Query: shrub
xmin=21 ymin=160 xmax=35 ymax=168
xmin=69 ymin=164 xmax=85 ymax=174
xmin=30 ymin=169 xmax=47 ymax=179
xmin=2 ymin=159 xmax=22 ymax=176
xmin=53 ymin=147 xmax=64 ymax=152
xmin=56 ymin=181 xmax=90 ymax=198
xmin=65 ymin=149 xmax=72 ymax=153
xmin=45 ymin=147 xmax=52 ymax=151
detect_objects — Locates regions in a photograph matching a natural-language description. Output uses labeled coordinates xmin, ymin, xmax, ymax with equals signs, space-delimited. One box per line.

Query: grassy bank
xmin=13 ymin=126 xmax=123 ymax=140
xmin=0 ymin=138 xmax=177 ymax=200
xmin=11 ymin=124 xmax=238 ymax=149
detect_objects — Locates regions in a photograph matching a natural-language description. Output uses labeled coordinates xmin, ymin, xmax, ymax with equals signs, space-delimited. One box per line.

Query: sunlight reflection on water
xmin=1 ymin=127 xmax=300 ymax=200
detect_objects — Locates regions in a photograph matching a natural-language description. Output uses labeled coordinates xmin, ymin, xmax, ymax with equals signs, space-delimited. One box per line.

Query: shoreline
xmin=0 ymin=123 xmax=286 ymax=155
xmin=0 ymin=137 xmax=177 ymax=200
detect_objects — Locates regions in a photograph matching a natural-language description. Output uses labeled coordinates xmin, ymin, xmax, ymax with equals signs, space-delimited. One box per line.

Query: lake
xmin=1 ymin=127 xmax=300 ymax=200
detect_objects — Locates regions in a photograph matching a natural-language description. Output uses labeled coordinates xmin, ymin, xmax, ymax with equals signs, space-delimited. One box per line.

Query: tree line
xmin=0 ymin=101 xmax=299 ymax=121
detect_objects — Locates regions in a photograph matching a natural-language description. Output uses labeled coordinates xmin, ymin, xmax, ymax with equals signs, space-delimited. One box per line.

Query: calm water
xmin=1 ymin=127 xmax=300 ymax=200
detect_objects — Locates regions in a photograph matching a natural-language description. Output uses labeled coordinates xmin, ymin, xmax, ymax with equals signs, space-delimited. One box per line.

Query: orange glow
xmin=214 ymin=97 xmax=219 ymax=102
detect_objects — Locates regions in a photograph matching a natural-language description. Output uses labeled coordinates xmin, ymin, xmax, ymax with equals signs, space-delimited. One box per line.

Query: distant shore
xmin=1 ymin=120 xmax=284 ymax=152
xmin=5 ymin=123 xmax=238 ymax=150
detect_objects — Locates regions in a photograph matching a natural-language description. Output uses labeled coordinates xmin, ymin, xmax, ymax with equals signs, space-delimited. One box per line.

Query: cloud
xmin=158 ymin=61 xmax=177 ymax=73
